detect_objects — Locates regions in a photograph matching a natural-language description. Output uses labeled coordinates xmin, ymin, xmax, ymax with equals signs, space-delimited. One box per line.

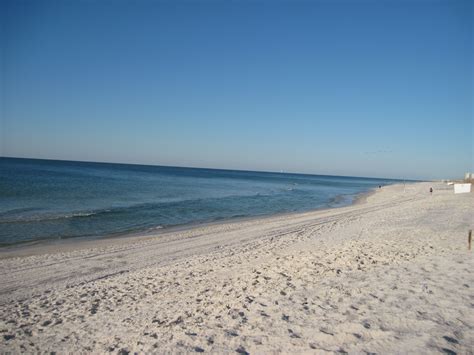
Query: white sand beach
xmin=0 ymin=182 xmax=472 ymax=354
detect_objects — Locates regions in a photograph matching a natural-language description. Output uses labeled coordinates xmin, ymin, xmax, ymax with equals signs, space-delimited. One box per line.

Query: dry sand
xmin=0 ymin=182 xmax=472 ymax=354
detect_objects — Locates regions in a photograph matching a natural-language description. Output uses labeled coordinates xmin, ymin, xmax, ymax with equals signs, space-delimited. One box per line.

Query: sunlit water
xmin=0 ymin=158 xmax=400 ymax=245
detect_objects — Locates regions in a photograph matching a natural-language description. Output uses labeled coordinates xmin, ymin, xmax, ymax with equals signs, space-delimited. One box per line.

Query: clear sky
xmin=1 ymin=0 xmax=472 ymax=180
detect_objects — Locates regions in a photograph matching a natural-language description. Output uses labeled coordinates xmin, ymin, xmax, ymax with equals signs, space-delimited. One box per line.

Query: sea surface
xmin=0 ymin=158 xmax=400 ymax=246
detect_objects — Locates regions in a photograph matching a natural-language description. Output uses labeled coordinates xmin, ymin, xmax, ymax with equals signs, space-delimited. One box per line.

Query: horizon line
xmin=0 ymin=155 xmax=423 ymax=182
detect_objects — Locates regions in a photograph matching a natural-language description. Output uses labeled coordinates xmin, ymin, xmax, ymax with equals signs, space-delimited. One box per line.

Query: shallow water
xmin=0 ymin=157 xmax=400 ymax=245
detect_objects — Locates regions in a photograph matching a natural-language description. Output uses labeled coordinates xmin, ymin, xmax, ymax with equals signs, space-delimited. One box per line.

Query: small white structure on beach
xmin=454 ymin=183 xmax=472 ymax=194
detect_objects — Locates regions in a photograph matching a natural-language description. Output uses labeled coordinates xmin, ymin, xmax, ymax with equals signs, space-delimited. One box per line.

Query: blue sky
xmin=1 ymin=0 xmax=472 ymax=180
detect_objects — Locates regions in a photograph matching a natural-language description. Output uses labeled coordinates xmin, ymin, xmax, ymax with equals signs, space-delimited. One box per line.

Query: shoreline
xmin=1 ymin=181 xmax=471 ymax=353
xmin=0 ymin=185 xmax=382 ymax=259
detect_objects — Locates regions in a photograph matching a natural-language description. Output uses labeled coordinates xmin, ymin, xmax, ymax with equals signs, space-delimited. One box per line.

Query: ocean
xmin=0 ymin=157 xmax=400 ymax=246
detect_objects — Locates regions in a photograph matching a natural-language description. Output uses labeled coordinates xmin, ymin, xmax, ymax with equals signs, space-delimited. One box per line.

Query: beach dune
xmin=0 ymin=182 xmax=473 ymax=353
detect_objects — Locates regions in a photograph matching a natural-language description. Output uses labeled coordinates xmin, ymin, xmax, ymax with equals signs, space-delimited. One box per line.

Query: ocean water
xmin=0 ymin=158 xmax=399 ymax=246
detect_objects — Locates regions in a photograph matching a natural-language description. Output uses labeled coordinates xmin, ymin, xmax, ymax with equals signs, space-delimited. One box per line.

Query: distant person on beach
xmin=430 ymin=187 xmax=433 ymax=195
xmin=379 ymin=185 xmax=381 ymax=189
